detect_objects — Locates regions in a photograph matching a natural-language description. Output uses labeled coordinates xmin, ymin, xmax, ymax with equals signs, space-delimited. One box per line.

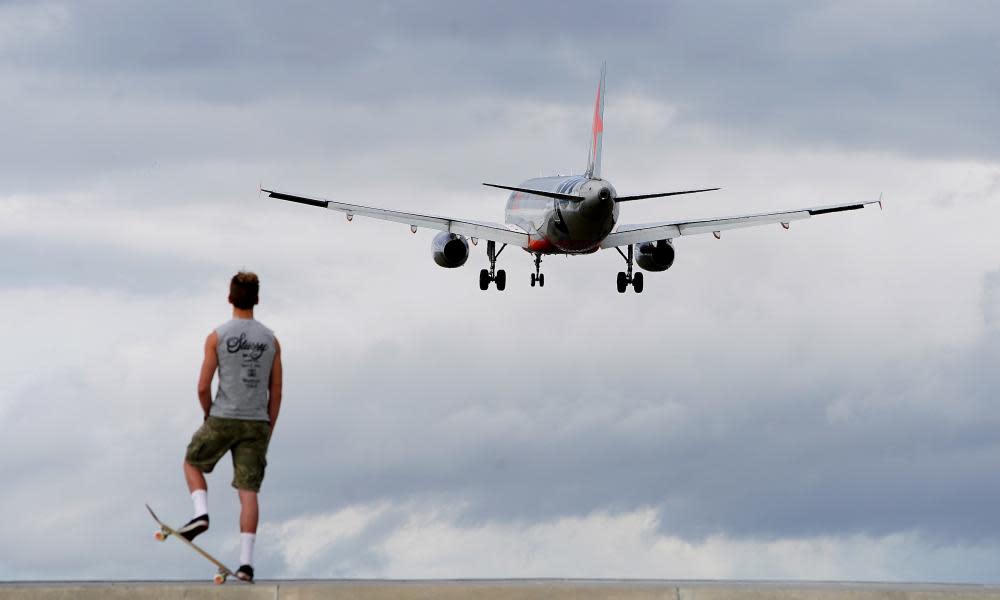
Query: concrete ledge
xmin=3 ymin=580 xmax=1000 ymax=600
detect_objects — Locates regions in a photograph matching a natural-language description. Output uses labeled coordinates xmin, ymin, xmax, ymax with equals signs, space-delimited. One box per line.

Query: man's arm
xmin=268 ymin=338 xmax=283 ymax=431
xmin=196 ymin=332 xmax=218 ymax=419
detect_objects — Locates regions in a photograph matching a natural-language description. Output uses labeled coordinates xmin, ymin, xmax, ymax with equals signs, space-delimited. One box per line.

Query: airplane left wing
xmin=600 ymin=198 xmax=882 ymax=248
xmin=264 ymin=188 xmax=531 ymax=248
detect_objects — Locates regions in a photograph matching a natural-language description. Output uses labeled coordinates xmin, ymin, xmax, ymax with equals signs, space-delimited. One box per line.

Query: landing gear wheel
xmin=214 ymin=573 xmax=227 ymax=585
xmin=616 ymin=245 xmax=647 ymax=293
xmin=481 ymin=241 xmax=508 ymax=291
xmin=531 ymin=253 xmax=545 ymax=289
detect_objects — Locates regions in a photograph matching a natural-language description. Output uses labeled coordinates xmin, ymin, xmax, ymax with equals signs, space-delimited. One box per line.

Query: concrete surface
xmin=3 ymin=580 xmax=1000 ymax=600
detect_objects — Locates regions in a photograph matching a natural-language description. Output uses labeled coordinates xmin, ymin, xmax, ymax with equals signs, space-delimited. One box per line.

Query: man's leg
xmin=238 ymin=489 xmax=259 ymax=534
xmin=184 ymin=461 xmax=210 ymax=520
xmin=184 ymin=461 xmax=208 ymax=494
xmin=181 ymin=418 xmax=227 ymax=541
xmin=174 ymin=461 xmax=211 ymax=541
xmin=231 ymin=421 xmax=269 ymax=580
xmin=237 ymin=489 xmax=258 ymax=579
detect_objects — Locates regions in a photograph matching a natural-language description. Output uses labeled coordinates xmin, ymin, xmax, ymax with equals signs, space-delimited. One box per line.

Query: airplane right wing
xmin=264 ymin=188 xmax=531 ymax=248
xmin=600 ymin=198 xmax=882 ymax=248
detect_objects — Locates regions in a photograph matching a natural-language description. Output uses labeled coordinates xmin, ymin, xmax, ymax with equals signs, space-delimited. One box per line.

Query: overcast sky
xmin=2 ymin=0 xmax=1000 ymax=583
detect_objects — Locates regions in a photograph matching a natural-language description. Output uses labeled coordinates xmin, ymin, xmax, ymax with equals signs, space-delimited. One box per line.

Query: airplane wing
xmin=264 ymin=188 xmax=531 ymax=248
xmin=600 ymin=198 xmax=882 ymax=248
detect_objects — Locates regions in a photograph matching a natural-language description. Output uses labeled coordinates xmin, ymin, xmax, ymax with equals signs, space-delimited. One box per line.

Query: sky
xmin=2 ymin=0 xmax=1000 ymax=583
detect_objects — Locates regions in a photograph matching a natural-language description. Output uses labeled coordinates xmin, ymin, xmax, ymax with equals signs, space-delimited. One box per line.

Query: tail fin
xmin=585 ymin=62 xmax=606 ymax=179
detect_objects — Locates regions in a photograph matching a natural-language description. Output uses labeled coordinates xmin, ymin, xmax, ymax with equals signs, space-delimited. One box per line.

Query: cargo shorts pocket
xmin=230 ymin=422 xmax=271 ymax=492
xmin=184 ymin=419 xmax=229 ymax=473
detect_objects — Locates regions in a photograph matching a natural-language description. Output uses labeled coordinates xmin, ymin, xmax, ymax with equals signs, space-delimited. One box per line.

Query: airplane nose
xmin=599 ymin=187 xmax=611 ymax=202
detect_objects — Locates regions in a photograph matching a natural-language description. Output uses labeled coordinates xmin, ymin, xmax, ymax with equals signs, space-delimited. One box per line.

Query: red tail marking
xmin=592 ymin=85 xmax=603 ymax=156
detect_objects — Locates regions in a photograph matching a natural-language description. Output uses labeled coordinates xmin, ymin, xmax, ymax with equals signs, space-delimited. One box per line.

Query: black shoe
xmin=177 ymin=514 xmax=209 ymax=542
xmin=236 ymin=564 xmax=254 ymax=582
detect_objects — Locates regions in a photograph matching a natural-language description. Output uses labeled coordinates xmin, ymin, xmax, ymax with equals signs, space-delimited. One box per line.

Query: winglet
xmin=878 ymin=192 xmax=884 ymax=211
xmin=585 ymin=62 xmax=606 ymax=179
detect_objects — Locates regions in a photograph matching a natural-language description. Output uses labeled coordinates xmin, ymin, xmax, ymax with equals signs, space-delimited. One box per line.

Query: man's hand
xmin=197 ymin=332 xmax=218 ymax=419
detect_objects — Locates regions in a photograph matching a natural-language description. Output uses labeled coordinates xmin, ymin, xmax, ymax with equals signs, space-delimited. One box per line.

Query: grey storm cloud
xmin=3 ymin=1 xmax=1000 ymax=195
xmin=2 ymin=0 xmax=1000 ymax=582
xmin=0 ymin=235 xmax=219 ymax=293
xmin=259 ymin=269 xmax=1000 ymax=543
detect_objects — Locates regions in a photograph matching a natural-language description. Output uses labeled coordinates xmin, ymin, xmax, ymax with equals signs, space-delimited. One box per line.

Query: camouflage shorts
xmin=185 ymin=417 xmax=271 ymax=492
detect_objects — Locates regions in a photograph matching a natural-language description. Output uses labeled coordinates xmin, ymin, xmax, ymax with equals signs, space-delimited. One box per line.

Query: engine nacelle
xmin=432 ymin=232 xmax=470 ymax=268
xmin=636 ymin=239 xmax=675 ymax=272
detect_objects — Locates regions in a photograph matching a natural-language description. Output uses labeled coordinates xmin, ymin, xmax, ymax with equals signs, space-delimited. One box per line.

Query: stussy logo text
xmin=226 ymin=333 xmax=268 ymax=360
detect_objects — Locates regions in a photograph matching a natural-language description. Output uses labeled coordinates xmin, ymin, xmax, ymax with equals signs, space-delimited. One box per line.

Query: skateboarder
xmin=179 ymin=271 xmax=283 ymax=583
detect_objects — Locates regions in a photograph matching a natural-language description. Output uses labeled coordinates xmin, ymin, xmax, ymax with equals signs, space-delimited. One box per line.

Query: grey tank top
xmin=210 ymin=318 xmax=276 ymax=421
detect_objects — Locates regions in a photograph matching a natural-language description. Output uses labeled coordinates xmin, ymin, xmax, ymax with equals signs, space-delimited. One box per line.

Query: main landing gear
xmin=615 ymin=245 xmax=644 ymax=294
xmin=480 ymin=240 xmax=507 ymax=291
xmin=530 ymin=253 xmax=545 ymax=288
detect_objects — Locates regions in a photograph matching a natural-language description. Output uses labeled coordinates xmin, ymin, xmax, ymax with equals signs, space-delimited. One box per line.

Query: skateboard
xmin=145 ymin=503 xmax=248 ymax=585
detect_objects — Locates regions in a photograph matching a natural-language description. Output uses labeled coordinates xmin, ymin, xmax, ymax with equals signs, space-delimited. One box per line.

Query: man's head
xmin=229 ymin=271 xmax=260 ymax=310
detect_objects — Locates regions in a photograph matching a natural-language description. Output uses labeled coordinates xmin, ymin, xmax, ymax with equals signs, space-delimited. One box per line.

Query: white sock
xmin=240 ymin=533 xmax=256 ymax=567
xmin=191 ymin=489 xmax=208 ymax=518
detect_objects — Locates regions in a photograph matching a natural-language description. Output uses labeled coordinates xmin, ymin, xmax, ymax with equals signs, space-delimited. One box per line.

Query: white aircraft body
xmin=264 ymin=65 xmax=880 ymax=293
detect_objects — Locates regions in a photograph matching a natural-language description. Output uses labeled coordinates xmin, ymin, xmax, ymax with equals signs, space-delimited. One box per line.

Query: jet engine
xmin=636 ymin=239 xmax=675 ymax=272
xmin=432 ymin=232 xmax=470 ymax=268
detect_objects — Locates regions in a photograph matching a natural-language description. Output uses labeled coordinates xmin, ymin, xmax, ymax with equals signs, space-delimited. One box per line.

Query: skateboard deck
xmin=145 ymin=503 xmax=248 ymax=585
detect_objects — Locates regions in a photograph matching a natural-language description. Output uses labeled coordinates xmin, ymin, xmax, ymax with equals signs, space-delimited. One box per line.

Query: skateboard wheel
xmin=214 ymin=573 xmax=226 ymax=585
xmin=154 ymin=530 xmax=168 ymax=542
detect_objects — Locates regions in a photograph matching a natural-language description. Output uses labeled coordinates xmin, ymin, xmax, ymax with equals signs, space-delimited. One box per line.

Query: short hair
xmin=229 ymin=271 xmax=260 ymax=310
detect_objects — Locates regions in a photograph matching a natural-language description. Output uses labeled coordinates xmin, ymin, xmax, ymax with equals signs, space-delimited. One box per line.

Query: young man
xmin=180 ymin=271 xmax=283 ymax=582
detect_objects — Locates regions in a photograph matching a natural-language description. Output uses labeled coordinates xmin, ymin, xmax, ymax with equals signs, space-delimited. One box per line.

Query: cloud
xmin=3 ymin=140 xmax=999 ymax=581
xmin=264 ymin=502 xmax=1000 ymax=582
xmin=2 ymin=0 xmax=1000 ymax=583
xmin=3 ymin=1 xmax=1000 ymax=196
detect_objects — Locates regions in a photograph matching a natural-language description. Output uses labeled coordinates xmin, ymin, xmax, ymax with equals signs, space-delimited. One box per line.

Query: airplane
xmin=263 ymin=64 xmax=880 ymax=293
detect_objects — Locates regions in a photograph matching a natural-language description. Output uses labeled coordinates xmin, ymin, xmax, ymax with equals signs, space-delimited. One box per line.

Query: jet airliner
xmin=264 ymin=65 xmax=880 ymax=293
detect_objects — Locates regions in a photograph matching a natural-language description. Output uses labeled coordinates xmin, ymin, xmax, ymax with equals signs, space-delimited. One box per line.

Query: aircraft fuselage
xmin=504 ymin=175 xmax=619 ymax=254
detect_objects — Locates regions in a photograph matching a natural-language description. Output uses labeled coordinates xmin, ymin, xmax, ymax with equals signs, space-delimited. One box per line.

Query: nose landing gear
xmin=615 ymin=245 xmax=644 ymax=294
xmin=480 ymin=240 xmax=507 ymax=291
xmin=530 ymin=253 xmax=545 ymax=287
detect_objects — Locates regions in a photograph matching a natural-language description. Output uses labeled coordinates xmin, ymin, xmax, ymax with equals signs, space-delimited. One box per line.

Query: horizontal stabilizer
xmin=615 ymin=187 xmax=721 ymax=202
xmin=482 ymin=183 xmax=582 ymax=202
